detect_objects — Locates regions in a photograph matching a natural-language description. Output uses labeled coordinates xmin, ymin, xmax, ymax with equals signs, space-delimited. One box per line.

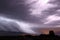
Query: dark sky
xmin=0 ymin=0 xmax=60 ymax=35
xmin=0 ymin=0 xmax=41 ymax=35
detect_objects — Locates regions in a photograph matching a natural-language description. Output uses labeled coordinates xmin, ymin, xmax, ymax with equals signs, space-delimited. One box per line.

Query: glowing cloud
xmin=28 ymin=0 xmax=57 ymax=17
xmin=44 ymin=15 xmax=60 ymax=24
xmin=0 ymin=16 xmax=39 ymax=34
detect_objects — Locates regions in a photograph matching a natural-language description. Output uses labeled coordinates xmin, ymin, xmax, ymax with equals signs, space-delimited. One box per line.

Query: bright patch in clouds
xmin=28 ymin=0 xmax=57 ymax=17
xmin=44 ymin=15 xmax=60 ymax=24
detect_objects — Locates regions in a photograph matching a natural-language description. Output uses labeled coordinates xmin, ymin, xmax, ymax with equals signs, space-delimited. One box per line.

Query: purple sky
xmin=0 ymin=0 xmax=60 ymax=35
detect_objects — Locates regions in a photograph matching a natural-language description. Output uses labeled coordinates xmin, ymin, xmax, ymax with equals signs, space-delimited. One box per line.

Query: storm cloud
xmin=0 ymin=0 xmax=60 ymax=35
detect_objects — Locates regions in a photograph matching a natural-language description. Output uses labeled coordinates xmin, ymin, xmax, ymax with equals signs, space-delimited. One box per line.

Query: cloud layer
xmin=0 ymin=0 xmax=60 ymax=35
